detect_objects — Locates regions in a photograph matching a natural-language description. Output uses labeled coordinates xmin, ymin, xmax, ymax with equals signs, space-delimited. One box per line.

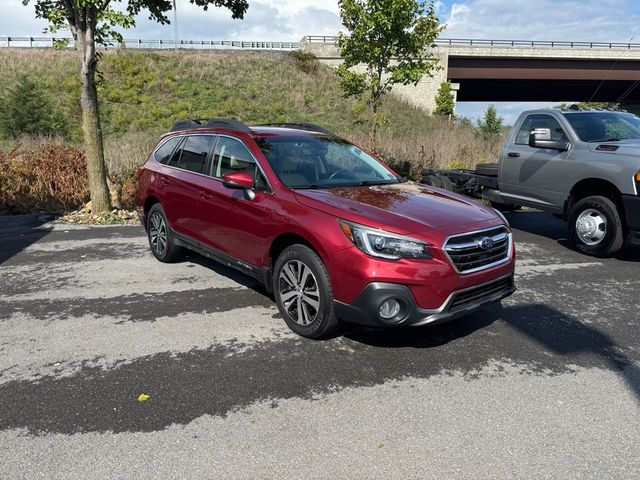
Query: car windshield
xmin=562 ymin=112 xmax=640 ymax=142
xmin=255 ymin=135 xmax=399 ymax=189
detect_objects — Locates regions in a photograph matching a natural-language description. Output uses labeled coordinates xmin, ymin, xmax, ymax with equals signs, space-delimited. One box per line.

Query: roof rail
xmin=170 ymin=118 xmax=252 ymax=134
xmin=258 ymin=122 xmax=335 ymax=135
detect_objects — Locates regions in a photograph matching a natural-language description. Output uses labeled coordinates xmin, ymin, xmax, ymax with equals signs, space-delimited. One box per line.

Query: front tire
xmin=568 ymin=195 xmax=624 ymax=257
xmin=273 ymin=245 xmax=338 ymax=339
xmin=147 ymin=204 xmax=183 ymax=263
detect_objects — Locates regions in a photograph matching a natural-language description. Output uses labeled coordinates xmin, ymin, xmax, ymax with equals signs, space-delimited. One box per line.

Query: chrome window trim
xmin=443 ymin=225 xmax=513 ymax=275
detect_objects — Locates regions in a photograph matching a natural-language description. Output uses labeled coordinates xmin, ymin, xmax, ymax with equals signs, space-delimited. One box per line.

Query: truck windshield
xmin=563 ymin=112 xmax=640 ymax=142
xmin=255 ymin=136 xmax=398 ymax=189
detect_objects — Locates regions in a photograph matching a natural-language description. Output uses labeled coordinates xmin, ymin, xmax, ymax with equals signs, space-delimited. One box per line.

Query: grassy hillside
xmin=0 ymin=49 xmax=505 ymax=212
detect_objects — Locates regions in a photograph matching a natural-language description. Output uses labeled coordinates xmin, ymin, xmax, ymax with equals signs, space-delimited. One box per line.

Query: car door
xmin=198 ymin=135 xmax=272 ymax=267
xmin=500 ymin=113 xmax=571 ymax=209
xmin=156 ymin=134 xmax=215 ymax=238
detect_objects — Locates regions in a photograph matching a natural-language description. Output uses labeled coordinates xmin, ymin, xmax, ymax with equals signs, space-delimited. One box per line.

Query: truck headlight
xmin=339 ymin=220 xmax=432 ymax=260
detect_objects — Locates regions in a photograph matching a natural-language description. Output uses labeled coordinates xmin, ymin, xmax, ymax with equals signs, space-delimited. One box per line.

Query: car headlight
xmin=338 ymin=220 xmax=432 ymax=260
xmin=494 ymin=208 xmax=510 ymax=226
xmin=635 ymin=170 xmax=640 ymax=194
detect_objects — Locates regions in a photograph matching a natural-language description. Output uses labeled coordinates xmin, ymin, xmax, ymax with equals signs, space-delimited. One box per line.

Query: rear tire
xmin=273 ymin=245 xmax=338 ymax=339
xmin=147 ymin=204 xmax=184 ymax=263
xmin=568 ymin=195 xmax=624 ymax=257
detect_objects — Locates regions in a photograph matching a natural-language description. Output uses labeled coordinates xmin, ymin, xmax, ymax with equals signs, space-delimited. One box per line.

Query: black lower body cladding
xmin=622 ymin=194 xmax=640 ymax=232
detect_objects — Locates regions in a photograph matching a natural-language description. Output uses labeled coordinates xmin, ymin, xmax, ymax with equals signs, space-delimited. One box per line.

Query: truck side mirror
xmin=528 ymin=128 xmax=570 ymax=151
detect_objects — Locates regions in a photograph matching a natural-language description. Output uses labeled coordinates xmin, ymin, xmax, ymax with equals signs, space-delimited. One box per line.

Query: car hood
xmin=294 ymin=182 xmax=502 ymax=235
xmin=589 ymin=140 xmax=640 ymax=156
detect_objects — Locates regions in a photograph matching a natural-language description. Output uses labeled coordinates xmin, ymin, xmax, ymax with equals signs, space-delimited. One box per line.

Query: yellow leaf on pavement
xmin=138 ymin=393 xmax=150 ymax=402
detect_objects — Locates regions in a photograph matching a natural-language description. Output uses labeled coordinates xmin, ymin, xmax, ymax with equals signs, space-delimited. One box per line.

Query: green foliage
xmin=476 ymin=104 xmax=503 ymax=142
xmin=434 ymin=81 xmax=455 ymax=117
xmin=23 ymin=0 xmax=249 ymax=47
xmin=554 ymin=102 xmax=619 ymax=111
xmin=0 ymin=75 xmax=68 ymax=139
xmin=336 ymin=0 xmax=443 ymax=147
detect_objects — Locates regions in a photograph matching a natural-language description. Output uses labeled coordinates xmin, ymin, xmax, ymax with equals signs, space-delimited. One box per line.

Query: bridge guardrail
xmin=303 ymin=35 xmax=640 ymax=50
xmin=0 ymin=36 xmax=300 ymax=50
xmin=3 ymin=35 xmax=640 ymax=51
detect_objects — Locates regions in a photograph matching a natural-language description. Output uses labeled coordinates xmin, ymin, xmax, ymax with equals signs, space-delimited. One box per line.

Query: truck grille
xmin=444 ymin=226 xmax=511 ymax=274
xmin=448 ymin=276 xmax=514 ymax=313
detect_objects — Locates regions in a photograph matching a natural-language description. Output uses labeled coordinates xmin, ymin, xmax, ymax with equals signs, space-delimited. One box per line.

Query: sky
xmin=2 ymin=0 xmax=640 ymax=123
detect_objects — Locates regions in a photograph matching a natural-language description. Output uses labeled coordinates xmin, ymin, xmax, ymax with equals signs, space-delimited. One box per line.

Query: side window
xmin=515 ymin=114 xmax=568 ymax=145
xmin=166 ymin=137 xmax=184 ymax=168
xmin=213 ymin=137 xmax=257 ymax=179
xmin=178 ymin=135 xmax=215 ymax=174
xmin=154 ymin=137 xmax=181 ymax=164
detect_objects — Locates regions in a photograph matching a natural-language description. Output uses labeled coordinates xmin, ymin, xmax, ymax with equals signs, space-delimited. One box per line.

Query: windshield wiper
xmin=291 ymin=184 xmax=321 ymax=190
xmin=357 ymin=180 xmax=397 ymax=187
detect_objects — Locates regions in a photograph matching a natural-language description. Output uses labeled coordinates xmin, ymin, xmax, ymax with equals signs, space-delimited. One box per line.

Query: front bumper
xmin=622 ymin=194 xmax=640 ymax=244
xmin=334 ymin=274 xmax=516 ymax=327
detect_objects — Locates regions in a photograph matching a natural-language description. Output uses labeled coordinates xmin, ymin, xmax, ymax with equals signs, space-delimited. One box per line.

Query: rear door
xmin=199 ymin=135 xmax=272 ymax=266
xmin=500 ymin=113 xmax=571 ymax=210
xmin=156 ymin=134 xmax=216 ymax=238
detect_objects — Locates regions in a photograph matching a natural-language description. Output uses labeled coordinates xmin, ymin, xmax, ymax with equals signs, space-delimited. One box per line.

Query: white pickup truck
xmin=422 ymin=108 xmax=640 ymax=257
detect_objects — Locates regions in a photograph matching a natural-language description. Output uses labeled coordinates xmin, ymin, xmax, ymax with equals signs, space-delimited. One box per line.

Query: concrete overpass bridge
xmin=301 ymin=36 xmax=640 ymax=113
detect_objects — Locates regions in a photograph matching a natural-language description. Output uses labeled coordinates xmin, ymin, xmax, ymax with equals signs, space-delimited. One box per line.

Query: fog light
xmin=379 ymin=299 xmax=401 ymax=319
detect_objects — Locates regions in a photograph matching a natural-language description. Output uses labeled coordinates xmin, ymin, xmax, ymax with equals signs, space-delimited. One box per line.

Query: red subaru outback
xmin=136 ymin=119 xmax=516 ymax=338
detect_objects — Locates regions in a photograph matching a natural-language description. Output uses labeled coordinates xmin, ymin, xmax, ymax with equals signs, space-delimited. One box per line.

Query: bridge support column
xmin=301 ymin=38 xmax=451 ymax=114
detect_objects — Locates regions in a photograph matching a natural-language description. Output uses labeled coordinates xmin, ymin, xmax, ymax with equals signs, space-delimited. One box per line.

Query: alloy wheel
xmin=149 ymin=212 xmax=168 ymax=255
xmin=278 ymin=260 xmax=321 ymax=325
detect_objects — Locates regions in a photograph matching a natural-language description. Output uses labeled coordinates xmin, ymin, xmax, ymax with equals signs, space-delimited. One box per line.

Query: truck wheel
xmin=421 ymin=174 xmax=444 ymax=188
xmin=273 ymin=245 xmax=338 ymax=339
xmin=568 ymin=196 xmax=625 ymax=257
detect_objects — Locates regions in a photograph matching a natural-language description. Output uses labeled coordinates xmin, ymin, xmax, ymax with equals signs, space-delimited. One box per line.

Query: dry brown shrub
xmin=0 ymin=143 xmax=89 ymax=213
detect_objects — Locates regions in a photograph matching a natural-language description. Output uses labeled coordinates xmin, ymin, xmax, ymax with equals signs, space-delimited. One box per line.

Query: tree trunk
xmin=78 ymin=26 xmax=111 ymax=213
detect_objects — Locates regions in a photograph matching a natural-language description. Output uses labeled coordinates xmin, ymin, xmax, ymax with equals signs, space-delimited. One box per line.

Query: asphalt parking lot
xmin=0 ymin=211 xmax=639 ymax=479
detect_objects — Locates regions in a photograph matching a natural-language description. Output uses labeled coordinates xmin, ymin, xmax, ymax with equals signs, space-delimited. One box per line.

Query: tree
xmin=336 ymin=0 xmax=443 ymax=151
xmin=0 ymin=75 xmax=68 ymax=139
xmin=476 ymin=104 xmax=503 ymax=141
xmin=23 ymin=0 xmax=249 ymax=213
xmin=433 ymin=81 xmax=455 ymax=117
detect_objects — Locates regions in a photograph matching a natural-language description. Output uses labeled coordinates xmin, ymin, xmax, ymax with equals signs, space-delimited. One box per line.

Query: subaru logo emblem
xmin=479 ymin=237 xmax=494 ymax=250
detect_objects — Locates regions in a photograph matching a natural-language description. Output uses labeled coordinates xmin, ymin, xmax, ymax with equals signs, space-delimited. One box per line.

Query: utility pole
xmin=173 ymin=0 xmax=179 ymax=50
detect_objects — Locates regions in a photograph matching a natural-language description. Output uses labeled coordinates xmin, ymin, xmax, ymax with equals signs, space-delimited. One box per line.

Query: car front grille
xmin=444 ymin=226 xmax=511 ymax=274
xmin=448 ymin=276 xmax=514 ymax=313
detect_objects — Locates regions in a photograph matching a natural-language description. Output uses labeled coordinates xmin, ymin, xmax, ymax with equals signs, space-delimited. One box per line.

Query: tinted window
xmin=179 ymin=135 xmax=215 ymax=174
xmin=515 ymin=114 xmax=568 ymax=145
xmin=166 ymin=138 xmax=184 ymax=168
xmin=154 ymin=137 xmax=181 ymax=164
xmin=213 ymin=137 xmax=257 ymax=178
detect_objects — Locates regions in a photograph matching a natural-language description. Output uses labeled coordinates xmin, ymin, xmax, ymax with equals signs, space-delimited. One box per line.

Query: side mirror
xmin=222 ymin=171 xmax=254 ymax=190
xmin=528 ymin=128 xmax=570 ymax=151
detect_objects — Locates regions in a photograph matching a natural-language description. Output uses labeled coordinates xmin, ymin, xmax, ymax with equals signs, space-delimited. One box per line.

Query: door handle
xmin=507 ymin=152 xmax=520 ymax=158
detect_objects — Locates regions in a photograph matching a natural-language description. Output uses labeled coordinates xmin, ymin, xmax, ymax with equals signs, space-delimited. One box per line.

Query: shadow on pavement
xmin=0 ymin=214 xmax=55 ymax=265
xmin=346 ymin=301 xmax=639 ymax=401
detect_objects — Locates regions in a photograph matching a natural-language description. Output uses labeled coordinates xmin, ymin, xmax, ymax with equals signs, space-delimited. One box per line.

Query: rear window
xmin=179 ymin=135 xmax=215 ymax=174
xmin=154 ymin=137 xmax=181 ymax=164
